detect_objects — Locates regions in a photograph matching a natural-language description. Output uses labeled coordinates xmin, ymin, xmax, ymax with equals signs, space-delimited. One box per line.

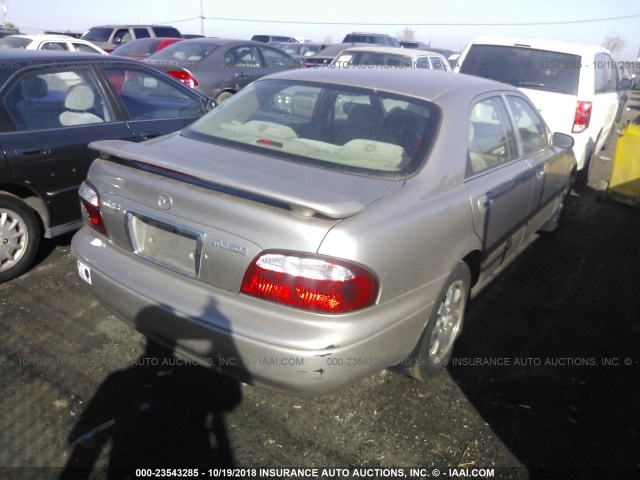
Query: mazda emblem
xmin=157 ymin=193 xmax=173 ymax=210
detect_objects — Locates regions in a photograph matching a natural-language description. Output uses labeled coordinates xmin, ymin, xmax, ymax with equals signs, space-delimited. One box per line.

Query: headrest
xmin=65 ymin=85 xmax=95 ymax=111
xmin=21 ymin=76 xmax=48 ymax=99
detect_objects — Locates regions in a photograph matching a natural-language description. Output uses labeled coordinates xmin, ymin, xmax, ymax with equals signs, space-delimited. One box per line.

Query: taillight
xmin=572 ymin=101 xmax=592 ymax=133
xmin=79 ymin=181 xmax=107 ymax=236
xmin=167 ymin=70 xmax=199 ymax=88
xmin=241 ymin=251 xmax=378 ymax=313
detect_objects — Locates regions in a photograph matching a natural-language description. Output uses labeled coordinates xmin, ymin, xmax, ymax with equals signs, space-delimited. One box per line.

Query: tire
xmin=404 ymin=262 xmax=471 ymax=381
xmin=215 ymin=91 xmax=234 ymax=103
xmin=0 ymin=195 xmax=41 ymax=283
xmin=538 ymin=172 xmax=574 ymax=234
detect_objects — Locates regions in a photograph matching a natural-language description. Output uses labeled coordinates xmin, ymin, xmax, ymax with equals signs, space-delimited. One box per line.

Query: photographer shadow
xmin=60 ymin=300 xmax=244 ymax=479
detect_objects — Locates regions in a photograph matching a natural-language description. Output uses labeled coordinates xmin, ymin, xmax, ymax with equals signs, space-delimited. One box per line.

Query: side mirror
xmin=204 ymin=98 xmax=216 ymax=112
xmin=620 ymin=78 xmax=633 ymax=90
xmin=551 ymin=132 xmax=574 ymax=149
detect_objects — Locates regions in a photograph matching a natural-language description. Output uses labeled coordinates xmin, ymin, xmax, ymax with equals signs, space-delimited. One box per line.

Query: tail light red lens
xmin=79 ymin=181 xmax=107 ymax=236
xmin=241 ymin=251 xmax=378 ymax=313
xmin=572 ymin=101 xmax=592 ymax=133
xmin=167 ymin=70 xmax=199 ymax=88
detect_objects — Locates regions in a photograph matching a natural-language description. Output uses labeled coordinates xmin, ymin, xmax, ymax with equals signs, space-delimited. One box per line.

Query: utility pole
xmin=2 ymin=0 xmax=8 ymax=27
xmin=200 ymin=0 xmax=204 ymax=36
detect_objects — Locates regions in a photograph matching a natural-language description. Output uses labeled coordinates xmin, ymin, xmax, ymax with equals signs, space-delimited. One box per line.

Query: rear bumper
xmin=71 ymin=228 xmax=435 ymax=395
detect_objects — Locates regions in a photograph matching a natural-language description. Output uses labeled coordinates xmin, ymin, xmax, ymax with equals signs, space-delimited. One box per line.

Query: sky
xmin=4 ymin=0 xmax=640 ymax=59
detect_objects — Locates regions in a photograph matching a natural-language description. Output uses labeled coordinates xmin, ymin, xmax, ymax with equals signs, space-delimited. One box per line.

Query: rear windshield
xmin=335 ymin=51 xmax=415 ymax=68
xmin=0 ymin=36 xmax=31 ymax=49
xmin=460 ymin=44 xmax=581 ymax=95
xmin=183 ymin=79 xmax=440 ymax=178
xmin=148 ymin=41 xmax=218 ymax=61
xmin=81 ymin=27 xmax=113 ymax=42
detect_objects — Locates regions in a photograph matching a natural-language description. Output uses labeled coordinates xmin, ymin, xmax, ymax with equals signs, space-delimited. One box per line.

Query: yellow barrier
xmin=606 ymin=123 xmax=640 ymax=206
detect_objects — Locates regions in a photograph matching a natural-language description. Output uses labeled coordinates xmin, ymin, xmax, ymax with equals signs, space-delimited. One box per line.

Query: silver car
xmin=71 ymin=69 xmax=576 ymax=395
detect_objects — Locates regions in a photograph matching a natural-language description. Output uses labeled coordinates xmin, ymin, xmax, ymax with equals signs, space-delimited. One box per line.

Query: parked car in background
xmin=400 ymin=41 xmax=430 ymax=49
xmin=144 ymin=38 xmax=300 ymax=102
xmin=457 ymin=37 xmax=632 ymax=175
xmin=274 ymin=42 xmax=325 ymax=60
xmin=111 ymin=37 xmax=183 ymax=61
xmin=0 ymin=34 xmax=107 ymax=54
xmin=251 ymin=35 xmax=298 ymax=44
xmin=0 ymin=50 xmax=212 ymax=282
xmin=71 ymin=68 xmax=576 ymax=395
xmin=342 ymin=32 xmax=400 ymax=47
xmin=0 ymin=27 xmax=20 ymax=38
xmin=303 ymin=42 xmax=373 ymax=67
xmin=332 ymin=46 xmax=451 ymax=71
xmin=81 ymin=25 xmax=182 ymax=53
xmin=182 ymin=34 xmax=205 ymax=39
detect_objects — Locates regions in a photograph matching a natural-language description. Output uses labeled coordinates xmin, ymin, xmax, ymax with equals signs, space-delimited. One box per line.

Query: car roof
xmin=87 ymin=24 xmax=174 ymax=28
xmin=8 ymin=34 xmax=92 ymax=42
xmin=258 ymin=67 xmax=519 ymax=102
xmin=465 ymin=36 xmax=612 ymax=56
xmin=339 ymin=46 xmax=447 ymax=58
xmin=177 ymin=37 xmax=273 ymax=46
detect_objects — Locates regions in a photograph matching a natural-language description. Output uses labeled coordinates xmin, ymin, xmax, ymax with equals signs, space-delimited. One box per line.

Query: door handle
xmin=19 ymin=146 xmax=51 ymax=156
xmin=536 ymin=170 xmax=545 ymax=179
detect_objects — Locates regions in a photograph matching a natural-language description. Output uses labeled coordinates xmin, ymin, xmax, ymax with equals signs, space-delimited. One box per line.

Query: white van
xmin=456 ymin=37 xmax=629 ymax=172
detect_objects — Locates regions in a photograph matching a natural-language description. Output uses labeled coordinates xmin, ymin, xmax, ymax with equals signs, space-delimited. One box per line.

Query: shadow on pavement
xmin=60 ymin=300 xmax=244 ymax=479
xmin=448 ymin=187 xmax=640 ymax=478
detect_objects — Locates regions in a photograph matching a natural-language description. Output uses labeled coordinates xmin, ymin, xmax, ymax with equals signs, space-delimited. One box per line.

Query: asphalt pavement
xmin=1 ymin=93 xmax=639 ymax=480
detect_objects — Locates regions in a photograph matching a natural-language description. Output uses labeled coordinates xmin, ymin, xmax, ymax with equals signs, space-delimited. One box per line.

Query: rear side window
xmin=594 ymin=53 xmax=617 ymax=93
xmin=467 ymin=96 xmax=518 ymax=174
xmin=507 ymin=96 xmax=548 ymax=155
xmin=5 ymin=68 xmax=112 ymax=130
xmin=134 ymin=28 xmax=151 ymax=39
xmin=460 ymin=45 xmax=581 ymax=96
xmin=153 ymin=27 xmax=182 ymax=38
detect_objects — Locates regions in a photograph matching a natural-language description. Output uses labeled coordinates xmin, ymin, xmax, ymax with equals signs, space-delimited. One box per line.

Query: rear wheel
xmin=0 ymin=195 xmax=40 ymax=283
xmin=405 ymin=262 xmax=471 ymax=380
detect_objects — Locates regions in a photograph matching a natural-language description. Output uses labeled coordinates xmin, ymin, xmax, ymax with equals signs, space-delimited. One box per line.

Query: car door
xmin=258 ymin=45 xmax=299 ymax=71
xmin=0 ymin=64 xmax=134 ymax=234
xmin=505 ymin=94 xmax=569 ymax=235
xmin=222 ymin=45 xmax=265 ymax=92
xmin=464 ymin=94 xmax=534 ymax=276
xmin=98 ymin=64 xmax=208 ymax=141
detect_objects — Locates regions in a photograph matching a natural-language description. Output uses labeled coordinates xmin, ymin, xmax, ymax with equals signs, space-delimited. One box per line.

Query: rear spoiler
xmin=89 ymin=140 xmax=365 ymax=219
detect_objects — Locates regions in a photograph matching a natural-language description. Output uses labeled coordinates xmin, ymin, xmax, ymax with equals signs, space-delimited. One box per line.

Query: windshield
xmin=460 ymin=44 xmax=581 ymax=95
xmin=81 ymin=27 xmax=113 ymax=42
xmin=183 ymin=79 xmax=440 ymax=178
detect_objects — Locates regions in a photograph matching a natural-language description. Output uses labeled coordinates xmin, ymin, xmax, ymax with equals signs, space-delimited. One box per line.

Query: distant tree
xmin=323 ymin=34 xmax=333 ymax=44
xmin=602 ymin=31 xmax=626 ymax=58
xmin=4 ymin=21 xmax=16 ymax=29
xmin=399 ymin=26 xmax=415 ymax=42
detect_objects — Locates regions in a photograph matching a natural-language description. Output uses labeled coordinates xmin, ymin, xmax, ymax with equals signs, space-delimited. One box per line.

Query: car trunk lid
xmin=87 ymin=135 xmax=402 ymax=291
